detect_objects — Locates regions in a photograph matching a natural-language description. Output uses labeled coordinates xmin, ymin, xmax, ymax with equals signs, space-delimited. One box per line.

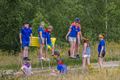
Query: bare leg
xmin=87 ymin=57 xmax=90 ymax=65
xmin=98 ymin=57 xmax=103 ymax=68
xmin=39 ymin=46 xmax=43 ymax=58
xmin=23 ymin=47 xmax=29 ymax=58
xmin=51 ymin=46 xmax=54 ymax=55
xmin=70 ymin=41 xmax=73 ymax=57
xmin=73 ymin=41 xmax=76 ymax=57
xmin=82 ymin=57 xmax=86 ymax=70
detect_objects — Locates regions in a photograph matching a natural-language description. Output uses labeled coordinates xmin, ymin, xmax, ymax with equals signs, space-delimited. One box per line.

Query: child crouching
xmin=51 ymin=50 xmax=67 ymax=76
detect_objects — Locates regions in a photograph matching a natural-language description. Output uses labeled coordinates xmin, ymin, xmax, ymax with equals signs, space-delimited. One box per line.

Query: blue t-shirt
xmin=57 ymin=64 xmax=67 ymax=74
xmin=98 ymin=39 xmax=106 ymax=53
xmin=20 ymin=27 xmax=32 ymax=43
xmin=56 ymin=57 xmax=67 ymax=74
xmin=38 ymin=26 xmax=46 ymax=38
xmin=69 ymin=26 xmax=80 ymax=37
xmin=45 ymin=31 xmax=51 ymax=45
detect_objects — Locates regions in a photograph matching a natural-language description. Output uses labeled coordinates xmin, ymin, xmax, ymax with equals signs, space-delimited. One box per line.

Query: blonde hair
xmin=99 ymin=34 xmax=105 ymax=38
xmin=48 ymin=25 xmax=53 ymax=30
xmin=40 ymin=21 xmax=45 ymax=26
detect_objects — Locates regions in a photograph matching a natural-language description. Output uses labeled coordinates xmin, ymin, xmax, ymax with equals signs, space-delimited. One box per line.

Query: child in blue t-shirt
xmin=51 ymin=50 xmax=67 ymax=76
xmin=38 ymin=22 xmax=46 ymax=60
xmin=98 ymin=34 xmax=106 ymax=68
xmin=45 ymin=25 xmax=54 ymax=55
xmin=19 ymin=22 xmax=32 ymax=60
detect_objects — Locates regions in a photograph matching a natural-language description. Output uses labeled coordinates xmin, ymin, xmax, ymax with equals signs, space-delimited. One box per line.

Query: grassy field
xmin=0 ymin=42 xmax=120 ymax=70
xmin=0 ymin=68 xmax=120 ymax=80
xmin=22 ymin=68 xmax=120 ymax=80
xmin=0 ymin=42 xmax=120 ymax=80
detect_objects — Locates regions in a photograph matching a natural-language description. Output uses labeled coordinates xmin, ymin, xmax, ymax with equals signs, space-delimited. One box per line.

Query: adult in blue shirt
xmin=19 ymin=22 xmax=32 ymax=60
xmin=98 ymin=34 xmax=106 ymax=68
xmin=66 ymin=19 xmax=80 ymax=58
xmin=38 ymin=22 xmax=46 ymax=60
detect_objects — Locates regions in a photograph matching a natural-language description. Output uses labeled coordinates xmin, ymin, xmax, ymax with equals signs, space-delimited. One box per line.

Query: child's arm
xmin=77 ymin=31 xmax=80 ymax=44
xmin=83 ymin=43 xmax=87 ymax=54
xmin=19 ymin=33 xmax=22 ymax=44
xmin=100 ymin=46 xmax=104 ymax=57
xmin=66 ymin=27 xmax=71 ymax=40
xmin=21 ymin=67 xmax=26 ymax=75
xmin=39 ymin=32 xmax=44 ymax=44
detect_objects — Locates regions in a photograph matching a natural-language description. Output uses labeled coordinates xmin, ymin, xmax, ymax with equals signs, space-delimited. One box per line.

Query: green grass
xmin=0 ymin=42 xmax=120 ymax=70
xmin=1 ymin=68 xmax=120 ymax=80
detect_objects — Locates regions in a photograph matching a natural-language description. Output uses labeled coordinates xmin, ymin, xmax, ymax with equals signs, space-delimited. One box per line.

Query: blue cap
xmin=75 ymin=18 xmax=80 ymax=22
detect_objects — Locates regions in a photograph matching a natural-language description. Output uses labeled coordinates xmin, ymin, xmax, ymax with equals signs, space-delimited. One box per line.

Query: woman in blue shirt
xmin=66 ymin=21 xmax=80 ymax=58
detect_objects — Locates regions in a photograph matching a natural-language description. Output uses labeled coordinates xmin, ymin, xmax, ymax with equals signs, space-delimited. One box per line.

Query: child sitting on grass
xmin=14 ymin=58 xmax=33 ymax=77
xmin=50 ymin=50 xmax=67 ymax=76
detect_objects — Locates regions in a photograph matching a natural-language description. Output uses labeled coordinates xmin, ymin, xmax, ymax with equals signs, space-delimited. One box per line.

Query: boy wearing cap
xmin=98 ymin=34 xmax=106 ymax=68
xmin=19 ymin=22 xmax=32 ymax=60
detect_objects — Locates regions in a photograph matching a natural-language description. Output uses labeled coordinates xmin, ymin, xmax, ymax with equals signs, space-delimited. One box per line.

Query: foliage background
xmin=0 ymin=0 xmax=120 ymax=52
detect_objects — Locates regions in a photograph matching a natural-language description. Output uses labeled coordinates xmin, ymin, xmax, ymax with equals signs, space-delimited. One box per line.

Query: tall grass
xmin=0 ymin=42 xmax=120 ymax=70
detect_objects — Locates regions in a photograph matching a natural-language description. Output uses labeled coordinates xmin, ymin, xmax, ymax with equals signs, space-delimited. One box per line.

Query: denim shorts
xmin=69 ymin=37 xmax=76 ymax=42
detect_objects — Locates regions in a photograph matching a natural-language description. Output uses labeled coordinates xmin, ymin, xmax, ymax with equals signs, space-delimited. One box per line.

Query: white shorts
xmin=82 ymin=54 xmax=90 ymax=58
xmin=69 ymin=37 xmax=76 ymax=42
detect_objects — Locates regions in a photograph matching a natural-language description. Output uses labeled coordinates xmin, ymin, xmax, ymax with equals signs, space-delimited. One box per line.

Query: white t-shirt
xmin=21 ymin=65 xmax=32 ymax=76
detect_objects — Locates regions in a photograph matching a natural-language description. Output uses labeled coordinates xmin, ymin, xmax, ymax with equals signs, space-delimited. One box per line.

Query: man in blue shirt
xmin=98 ymin=34 xmax=106 ymax=68
xmin=19 ymin=22 xmax=32 ymax=60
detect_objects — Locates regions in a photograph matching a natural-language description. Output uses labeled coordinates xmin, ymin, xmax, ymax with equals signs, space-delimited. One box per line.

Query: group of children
xmin=17 ymin=18 xmax=106 ymax=77
xmin=18 ymin=21 xmax=67 ymax=77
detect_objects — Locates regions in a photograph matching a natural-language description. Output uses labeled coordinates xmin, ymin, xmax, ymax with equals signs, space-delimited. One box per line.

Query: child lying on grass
xmin=50 ymin=50 xmax=67 ymax=76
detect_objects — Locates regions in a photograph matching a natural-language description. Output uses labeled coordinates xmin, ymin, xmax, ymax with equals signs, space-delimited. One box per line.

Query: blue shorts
xmin=22 ymin=42 xmax=29 ymax=48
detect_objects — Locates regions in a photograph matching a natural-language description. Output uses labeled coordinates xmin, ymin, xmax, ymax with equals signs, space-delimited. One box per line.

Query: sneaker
xmin=45 ymin=58 xmax=50 ymax=61
xmin=70 ymin=55 xmax=76 ymax=59
xmin=76 ymin=54 xmax=80 ymax=59
xmin=39 ymin=57 xmax=46 ymax=60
